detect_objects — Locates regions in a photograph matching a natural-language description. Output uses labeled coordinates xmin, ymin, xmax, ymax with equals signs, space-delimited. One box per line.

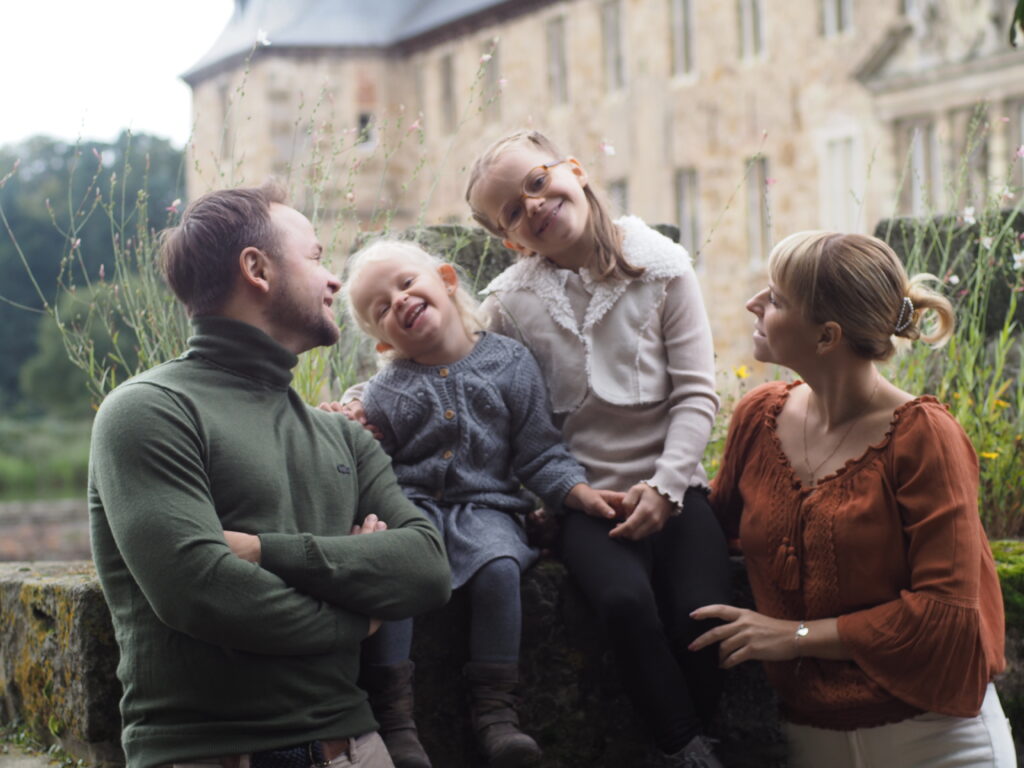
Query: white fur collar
xmin=482 ymin=216 xmax=691 ymax=334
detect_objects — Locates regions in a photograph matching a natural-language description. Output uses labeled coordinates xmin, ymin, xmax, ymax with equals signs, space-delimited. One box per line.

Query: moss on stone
xmin=991 ymin=539 xmax=1024 ymax=629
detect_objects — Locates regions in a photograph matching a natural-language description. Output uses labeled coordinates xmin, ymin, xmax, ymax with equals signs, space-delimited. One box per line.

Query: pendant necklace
xmin=802 ymin=375 xmax=880 ymax=484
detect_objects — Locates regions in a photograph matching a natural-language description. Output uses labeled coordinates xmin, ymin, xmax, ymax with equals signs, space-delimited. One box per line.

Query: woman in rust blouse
xmin=691 ymin=231 xmax=1013 ymax=767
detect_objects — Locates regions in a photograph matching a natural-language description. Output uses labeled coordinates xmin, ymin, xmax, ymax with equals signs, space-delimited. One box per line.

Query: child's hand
xmin=526 ymin=507 xmax=560 ymax=553
xmin=565 ymin=483 xmax=627 ymax=520
xmin=318 ymin=399 xmax=384 ymax=441
xmin=609 ymin=483 xmax=674 ymax=540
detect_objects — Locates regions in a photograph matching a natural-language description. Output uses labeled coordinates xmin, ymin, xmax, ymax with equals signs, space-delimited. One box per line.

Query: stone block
xmin=0 ymin=562 xmax=122 ymax=766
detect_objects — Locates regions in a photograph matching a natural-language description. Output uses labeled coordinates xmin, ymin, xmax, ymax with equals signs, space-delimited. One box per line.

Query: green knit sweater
xmin=88 ymin=317 xmax=451 ymax=768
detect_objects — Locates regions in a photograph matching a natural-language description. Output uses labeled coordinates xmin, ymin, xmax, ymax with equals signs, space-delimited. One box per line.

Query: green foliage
xmin=0 ymin=417 xmax=91 ymax=501
xmin=991 ymin=539 xmax=1024 ymax=628
xmin=878 ymin=199 xmax=1024 ymax=536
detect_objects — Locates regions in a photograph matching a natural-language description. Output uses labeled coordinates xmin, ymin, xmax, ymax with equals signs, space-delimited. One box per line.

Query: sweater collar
xmin=185 ymin=316 xmax=297 ymax=389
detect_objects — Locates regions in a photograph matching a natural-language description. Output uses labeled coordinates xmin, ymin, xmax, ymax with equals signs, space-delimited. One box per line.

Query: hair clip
xmin=894 ymin=296 xmax=914 ymax=333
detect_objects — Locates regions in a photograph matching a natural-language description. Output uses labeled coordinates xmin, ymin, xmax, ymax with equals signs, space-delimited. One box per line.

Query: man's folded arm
xmin=259 ymin=418 xmax=452 ymax=619
xmin=91 ymin=384 xmax=370 ymax=655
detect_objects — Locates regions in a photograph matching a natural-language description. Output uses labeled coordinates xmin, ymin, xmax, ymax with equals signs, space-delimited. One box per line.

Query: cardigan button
xmin=442 ymin=450 xmax=454 ymax=460
xmin=438 ymin=367 xmax=449 ymax=377
xmin=444 ymin=409 xmax=455 ymax=420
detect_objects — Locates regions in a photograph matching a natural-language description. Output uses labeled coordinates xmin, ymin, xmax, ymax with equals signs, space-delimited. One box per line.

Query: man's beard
xmin=267 ymin=275 xmax=340 ymax=351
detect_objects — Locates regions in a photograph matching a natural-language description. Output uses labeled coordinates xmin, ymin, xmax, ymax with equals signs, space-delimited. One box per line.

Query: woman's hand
xmin=318 ymin=399 xmax=383 ymax=441
xmin=564 ymin=483 xmax=627 ymax=520
xmin=689 ymin=605 xmax=799 ymax=668
xmin=609 ymin=483 xmax=673 ymax=540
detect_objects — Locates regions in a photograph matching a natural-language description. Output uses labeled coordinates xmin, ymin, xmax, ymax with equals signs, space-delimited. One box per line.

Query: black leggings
xmin=559 ymin=487 xmax=732 ymax=753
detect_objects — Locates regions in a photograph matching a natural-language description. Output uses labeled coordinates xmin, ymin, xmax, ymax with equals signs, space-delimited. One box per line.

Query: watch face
xmin=796 ymin=625 xmax=809 ymax=637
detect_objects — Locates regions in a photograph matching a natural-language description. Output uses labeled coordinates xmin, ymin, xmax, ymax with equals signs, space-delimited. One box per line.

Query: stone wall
xmin=3 ymin=553 xmax=1022 ymax=767
xmin=0 ymin=558 xmax=783 ymax=767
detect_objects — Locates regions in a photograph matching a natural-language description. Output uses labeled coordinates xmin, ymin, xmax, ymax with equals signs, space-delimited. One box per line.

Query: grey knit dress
xmin=363 ymin=332 xmax=588 ymax=588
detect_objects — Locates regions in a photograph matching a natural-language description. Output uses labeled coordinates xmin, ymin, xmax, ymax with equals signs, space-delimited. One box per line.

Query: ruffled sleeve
xmin=709 ymin=382 xmax=785 ymax=540
xmin=836 ymin=401 xmax=1003 ymax=717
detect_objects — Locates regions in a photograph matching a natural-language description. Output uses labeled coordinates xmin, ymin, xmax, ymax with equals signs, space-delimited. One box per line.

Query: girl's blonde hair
xmin=768 ymin=231 xmax=954 ymax=361
xmin=345 ymin=239 xmax=484 ymax=360
xmin=465 ymin=129 xmax=644 ymax=281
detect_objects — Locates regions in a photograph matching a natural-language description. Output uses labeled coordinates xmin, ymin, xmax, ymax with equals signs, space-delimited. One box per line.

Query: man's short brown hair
xmin=159 ymin=183 xmax=287 ymax=317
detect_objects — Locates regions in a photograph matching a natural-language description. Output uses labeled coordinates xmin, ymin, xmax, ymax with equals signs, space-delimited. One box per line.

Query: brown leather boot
xmin=360 ymin=661 xmax=431 ymax=768
xmin=463 ymin=662 xmax=541 ymax=768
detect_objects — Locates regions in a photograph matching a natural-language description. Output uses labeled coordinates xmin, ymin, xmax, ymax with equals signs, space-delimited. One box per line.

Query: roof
xmin=182 ymin=0 xmax=514 ymax=84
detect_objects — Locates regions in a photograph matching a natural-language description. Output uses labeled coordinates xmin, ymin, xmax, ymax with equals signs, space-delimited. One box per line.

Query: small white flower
xmin=480 ymin=54 xmax=492 ymax=63
xmin=256 ymin=28 xmax=271 ymax=46
xmin=1001 ymin=186 xmax=1015 ymax=202
xmin=981 ymin=236 xmax=993 ymax=250
xmin=1017 ymin=145 xmax=1024 ymax=159
xmin=963 ymin=206 xmax=976 ymax=225
xmin=948 ymin=274 xmax=960 ymax=285
xmin=497 ymin=77 xmax=507 ymax=90
xmin=1013 ymin=252 xmax=1024 ymax=270
xmin=345 ymin=192 xmax=355 ymax=203
xmin=600 ymin=140 xmax=616 ymax=156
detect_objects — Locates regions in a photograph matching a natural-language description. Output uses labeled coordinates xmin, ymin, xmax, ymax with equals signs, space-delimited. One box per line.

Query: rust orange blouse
xmin=710 ymin=381 xmax=1005 ymax=729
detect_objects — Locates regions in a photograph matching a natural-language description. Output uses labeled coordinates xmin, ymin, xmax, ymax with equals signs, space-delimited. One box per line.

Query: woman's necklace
xmin=802 ymin=376 xmax=880 ymax=484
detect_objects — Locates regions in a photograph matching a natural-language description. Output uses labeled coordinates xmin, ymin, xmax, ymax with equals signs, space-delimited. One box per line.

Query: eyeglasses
xmin=497 ymin=159 xmax=569 ymax=233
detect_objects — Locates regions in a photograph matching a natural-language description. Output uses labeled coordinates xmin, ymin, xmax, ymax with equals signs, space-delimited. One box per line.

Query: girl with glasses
xmin=463 ymin=129 xmax=731 ymax=767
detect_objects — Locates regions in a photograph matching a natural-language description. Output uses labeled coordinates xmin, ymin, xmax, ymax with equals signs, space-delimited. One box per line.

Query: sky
xmin=1 ymin=0 xmax=235 ymax=149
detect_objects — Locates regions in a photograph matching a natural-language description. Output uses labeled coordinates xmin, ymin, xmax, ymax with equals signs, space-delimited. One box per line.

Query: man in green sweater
xmin=88 ymin=184 xmax=451 ymax=768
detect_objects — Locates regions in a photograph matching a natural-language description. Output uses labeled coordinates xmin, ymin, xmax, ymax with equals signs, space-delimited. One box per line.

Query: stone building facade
xmin=183 ymin=0 xmax=1024 ymax=372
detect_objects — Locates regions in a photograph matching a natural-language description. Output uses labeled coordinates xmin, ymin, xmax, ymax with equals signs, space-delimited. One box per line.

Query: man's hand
xmin=608 ymin=483 xmax=674 ymax=540
xmin=350 ymin=513 xmax=388 ymax=536
xmin=349 ymin=514 xmax=387 ymax=635
xmin=564 ymin=483 xmax=626 ymax=520
xmin=224 ymin=531 xmax=262 ymax=563
xmin=318 ymin=399 xmax=383 ymax=441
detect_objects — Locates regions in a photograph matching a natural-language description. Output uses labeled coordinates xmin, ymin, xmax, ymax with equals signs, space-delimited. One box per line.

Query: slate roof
xmin=183 ymin=0 xmax=515 ymax=83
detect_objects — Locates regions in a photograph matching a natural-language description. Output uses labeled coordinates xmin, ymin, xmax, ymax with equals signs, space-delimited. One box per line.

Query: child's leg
xmin=464 ymin=557 xmax=540 ymax=766
xmin=651 ymin=488 xmax=732 ymax=727
xmin=363 ymin=618 xmax=414 ymax=666
xmin=468 ymin=556 xmax=521 ymax=664
xmin=359 ymin=619 xmax=429 ymax=768
xmin=560 ymin=511 xmax=698 ymax=755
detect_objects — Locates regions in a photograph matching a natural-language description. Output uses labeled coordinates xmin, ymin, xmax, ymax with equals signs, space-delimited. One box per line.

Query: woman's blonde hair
xmin=344 ymin=239 xmax=484 ymax=360
xmin=465 ymin=129 xmax=643 ymax=281
xmin=768 ymin=231 xmax=954 ymax=361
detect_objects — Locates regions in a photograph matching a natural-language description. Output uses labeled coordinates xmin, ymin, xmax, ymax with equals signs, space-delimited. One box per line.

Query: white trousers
xmin=784 ymin=684 xmax=1016 ymax=768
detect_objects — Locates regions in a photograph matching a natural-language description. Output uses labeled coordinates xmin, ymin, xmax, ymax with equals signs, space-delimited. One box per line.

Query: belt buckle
xmin=307 ymin=741 xmax=332 ymax=768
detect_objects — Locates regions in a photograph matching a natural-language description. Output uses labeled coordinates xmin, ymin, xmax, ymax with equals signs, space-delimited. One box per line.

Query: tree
xmin=0 ymin=132 xmax=183 ymax=414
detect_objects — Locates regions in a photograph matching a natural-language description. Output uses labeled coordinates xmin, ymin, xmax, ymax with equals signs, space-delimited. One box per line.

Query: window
xmin=669 ymin=0 xmax=695 ymax=76
xmin=821 ymin=0 xmax=853 ymax=36
xmin=896 ymin=118 xmax=941 ymax=216
xmin=675 ymin=168 xmax=700 ymax=261
xmin=737 ymin=0 xmax=765 ymax=59
xmin=823 ymin=137 xmax=859 ymax=231
xmin=1013 ymin=98 xmax=1024 ymax=189
xmin=218 ymin=82 xmax=234 ymax=161
xmin=440 ymin=54 xmax=456 ymax=134
xmin=481 ymin=41 xmax=501 ymax=123
xmin=547 ymin=16 xmax=569 ymax=105
xmin=602 ymin=1 xmax=626 ymax=92
xmin=952 ymin=105 xmax=989 ymax=211
xmin=608 ymin=179 xmax=629 ymax=217
xmin=745 ymin=156 xmax=771 ymax=267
